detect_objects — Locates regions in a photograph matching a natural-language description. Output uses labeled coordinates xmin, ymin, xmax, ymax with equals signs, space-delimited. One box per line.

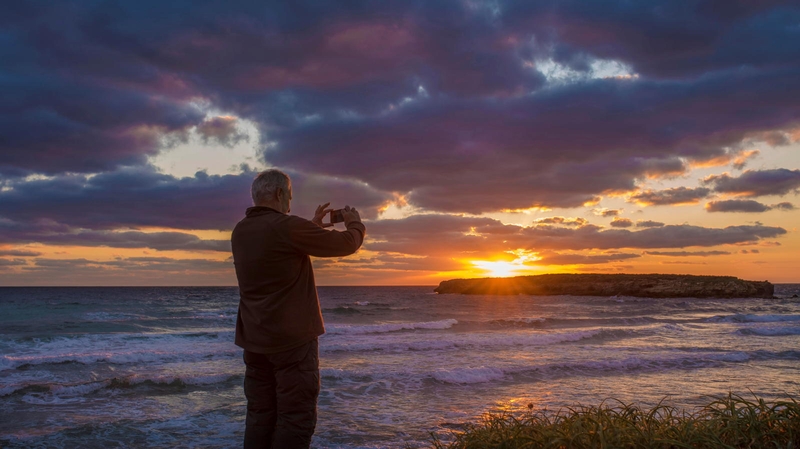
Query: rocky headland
xmin=434 ymin=273 xmax=774 ymax=298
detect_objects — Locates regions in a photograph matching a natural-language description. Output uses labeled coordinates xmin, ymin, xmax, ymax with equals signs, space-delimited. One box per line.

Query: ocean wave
xmin=319 ymin=349 xmax=760 ymax=387
xmin=432 ymin=367 xmax=505 ymax=384
xmin=1 ymin=331 xmax=237 ymax=369
xmin=82 ymin=310 xmax=237 ymax=323
xmin=325 ymin=319 xmax=458 ymax=335
xmin=321 ymin=328 xmax=620 ymax=353
xmin=736 ymin=326 xmax=800 ymax=337
xmin=707 ymin=314 xmax=800 ymax=323
xmin=538 ymin=351 xmax=752 ymax=377
xmin=478 ymin=316 xmax=663 ymax=330
xmin=486 ymin=317 xmax=546 ymax=327
xmin=4 ymin=372 xmax=240 ymax=401
xmin=83 ymin=312 xmax=146 ymax=322
xmin=323 ymin=306 xmax=362 ymax=315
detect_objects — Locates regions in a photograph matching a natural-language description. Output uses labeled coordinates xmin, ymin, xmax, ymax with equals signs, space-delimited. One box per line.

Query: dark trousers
xmin=243 ymin=339 xmax=320 ymax=449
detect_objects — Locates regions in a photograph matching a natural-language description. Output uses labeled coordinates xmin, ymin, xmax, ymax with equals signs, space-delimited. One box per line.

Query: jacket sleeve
xmin=286 ymin=215 xmax=366 ymax=257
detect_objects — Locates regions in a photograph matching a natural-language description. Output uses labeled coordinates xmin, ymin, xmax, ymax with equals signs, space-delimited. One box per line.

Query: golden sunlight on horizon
xmin=471 ymin=260 xmax=529 ymax=278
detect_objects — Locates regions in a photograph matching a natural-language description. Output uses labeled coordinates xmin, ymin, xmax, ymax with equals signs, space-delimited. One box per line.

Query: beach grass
xmin=431 ymin=393 xmax=800 ymax=448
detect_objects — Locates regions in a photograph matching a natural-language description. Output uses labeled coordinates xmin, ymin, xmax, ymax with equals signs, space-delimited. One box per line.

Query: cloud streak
xmin=629 ymin=187 xmax=711 ymax=206
xmin=703 ymin=169 xmax=800 ymax=197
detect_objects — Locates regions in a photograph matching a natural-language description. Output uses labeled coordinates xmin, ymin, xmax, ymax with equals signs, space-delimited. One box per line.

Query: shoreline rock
xmin=434 ymin=273 xmax=774 ymax=298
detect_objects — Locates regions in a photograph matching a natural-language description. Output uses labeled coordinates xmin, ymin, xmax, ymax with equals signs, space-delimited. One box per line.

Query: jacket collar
xmin=245 ymin=206 xmax=283 ymax=217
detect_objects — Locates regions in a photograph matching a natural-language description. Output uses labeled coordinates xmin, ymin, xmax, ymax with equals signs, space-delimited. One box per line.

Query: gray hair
xmin=251 ymin=169 xmax=291 ymax=205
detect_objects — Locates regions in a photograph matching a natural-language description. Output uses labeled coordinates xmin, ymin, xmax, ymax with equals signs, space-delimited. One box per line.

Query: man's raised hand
xmin=312 ymin=202 xmax=334 ymax=228
xmin=342 ymin=205 xmax=361 ymax=226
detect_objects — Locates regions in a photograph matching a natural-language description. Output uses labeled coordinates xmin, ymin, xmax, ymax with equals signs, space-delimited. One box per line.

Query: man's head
xmin=251 ymin=169 xmax=292 ymax=213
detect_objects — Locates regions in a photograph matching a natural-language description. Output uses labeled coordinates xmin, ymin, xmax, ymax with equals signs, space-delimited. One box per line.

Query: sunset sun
xmin=472 ymin=260 xmax=526 ymax=278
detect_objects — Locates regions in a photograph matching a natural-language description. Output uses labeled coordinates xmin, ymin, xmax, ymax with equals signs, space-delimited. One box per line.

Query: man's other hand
xmin=342 ymin=205 xmax=361 ymax=226
xmin=312 ymin=203 xmax=334 ymax=228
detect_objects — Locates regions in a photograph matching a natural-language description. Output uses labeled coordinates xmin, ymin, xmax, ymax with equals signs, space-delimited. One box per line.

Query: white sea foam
xmin=1 ymin=331 xmax=237 ymax=369
xmin=325 ymin=319 xmax=458 ymax=335
xmin=354 ymin=301 xmax=371 ymax=306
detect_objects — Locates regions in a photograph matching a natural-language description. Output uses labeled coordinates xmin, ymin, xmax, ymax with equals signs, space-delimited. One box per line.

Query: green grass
xmin=431 ymin=393 xmax=800 ymax=448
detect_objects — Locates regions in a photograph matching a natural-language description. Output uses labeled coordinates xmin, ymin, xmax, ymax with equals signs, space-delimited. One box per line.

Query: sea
xmin=1 ymin=285 xmax=799 ymax=448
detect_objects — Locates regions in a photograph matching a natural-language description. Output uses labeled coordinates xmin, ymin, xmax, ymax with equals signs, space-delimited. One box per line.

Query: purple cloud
xmin=365 ymin=214 xmax=786 ymax=256
xmin=703 ymin=169 xmax=800 ymax=197
xmin=610 ymin=217 xmax=633 ymax=228
xmin=644 ymin=251 xmax=730 ymax=257
xmin=636 ymin=220 xmax=665 ymax=228
xmin=705 ymin=199 xmax=772 ymax=213
xmin=533 ymin=217 xmax=588 ymax=226
xmin=196 ymin=116 xmax=249 ymax=147
xmin=772 ymin=202 xmax=795 ymax=210
xmin=0 ymin=165 xmax=392 ymax=234
xmin=629 ymin=187 xmax=712 ymax=206
xmin=0 ymin=249 xmax=42 ymax=257
xmin=534 ymin=251 xmax=640 ymax=265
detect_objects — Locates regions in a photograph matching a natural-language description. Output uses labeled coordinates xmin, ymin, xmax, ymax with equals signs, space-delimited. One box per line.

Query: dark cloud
xmin=593 ymin=209 xmax=621 ymax=217
xmin=196 ymin=116 xmax=249 ymax=147
xmin=644 ymin=250 xmax=730 ymax=257
xmin=533 ymin=216 xmax=587 ymax=226
xmin=0 ymin=249 xmax=42 ymax=257
xmin=365 ymin=214 xmax=786 ymax=256
xmin=705 ymin=199 xmax=772 ymax=213
xmin=703 ymin=169 xmax=800 ymax=197
xmin=0 ymin=258 xmax=27 ymax=267
xmin=0 ymin=71 xmax=204 ymax=174
xmin=314 ymin=254 xmax=462 ymax=273
xmin=0 ymin=0 xmax=548 ymax=176
xmin=259 ymin=15 xmax=800 ymax=213
xmin=636 ymin=220 xmax=664 ymax=228
xmin=740 ymin=249 xmax=760 ymax=254
xmin=610 ymin=217 xmax=633 ymax=228
xmin=2 ymin=1 xmax=799 ymax=218
xmin=516 ymin=223 xmax=787 ymax=251
xmin=772 ymin=202 xmax=795 ymax=210
xmin=1 ymin=226 xmax=230 ymax=253
xmin=629 ymin=187 xmax=711 ymax=206
xmin=534 ymin=251 xmax=640 ymax=265
xmin=25 ymin=256 xmax=231 ymax=274
xmin=0 ymin=165 xmax=252 ymax=231
xmin=504 ymin=0 xmax=800 ymax=78
xmin=0 ymin=255 xmax=235 ymax=285
xmin=0 ymin=165 xmax=392 ymax=234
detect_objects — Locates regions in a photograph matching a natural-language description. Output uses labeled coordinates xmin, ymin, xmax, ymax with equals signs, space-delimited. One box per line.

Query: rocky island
xmin=434 ymin=273 xmax=774 ymax=298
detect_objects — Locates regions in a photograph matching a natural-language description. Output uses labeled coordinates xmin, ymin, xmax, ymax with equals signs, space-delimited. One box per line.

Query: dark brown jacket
xmin=232 ymin=206 xmax=365 ymax=353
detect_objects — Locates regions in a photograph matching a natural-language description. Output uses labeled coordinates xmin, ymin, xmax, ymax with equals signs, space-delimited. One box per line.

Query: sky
xmin=1 ymin=0 xmax=799 ymax=286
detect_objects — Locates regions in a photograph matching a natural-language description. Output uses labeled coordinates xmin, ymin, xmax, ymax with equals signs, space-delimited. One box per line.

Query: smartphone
xmin=330 ymin=209 xmax=344 ymax=223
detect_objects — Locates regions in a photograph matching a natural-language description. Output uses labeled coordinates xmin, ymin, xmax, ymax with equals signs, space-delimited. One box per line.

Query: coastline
xmin=435 ymin=273 xmax=774 ymax=298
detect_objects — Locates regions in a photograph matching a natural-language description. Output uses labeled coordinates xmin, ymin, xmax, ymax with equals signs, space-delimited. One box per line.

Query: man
xmin=231 ymin=169 xmax=365 ymax=448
